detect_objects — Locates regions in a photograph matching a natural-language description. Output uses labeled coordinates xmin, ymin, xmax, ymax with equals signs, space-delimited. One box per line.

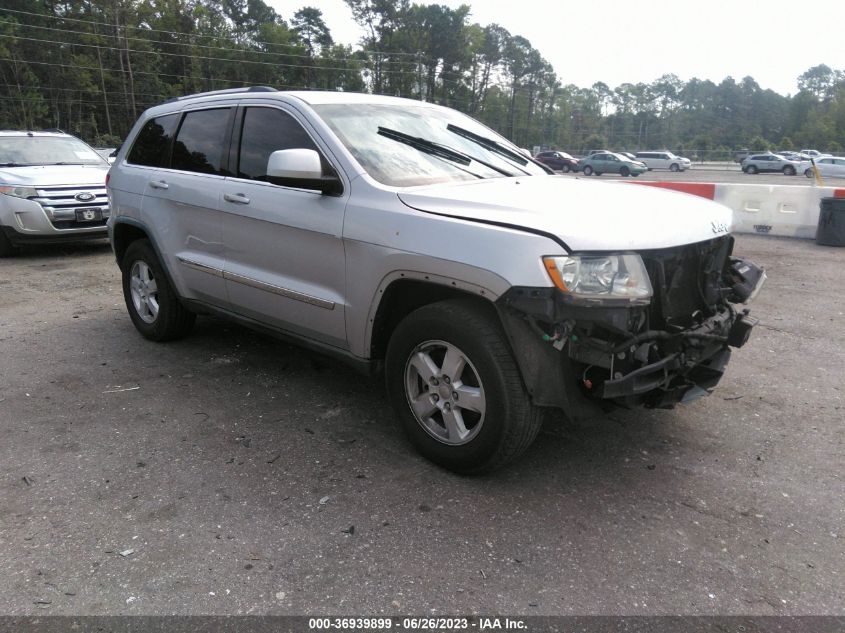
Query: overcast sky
xmin=270 ymin=0 xmax=845 ymax=96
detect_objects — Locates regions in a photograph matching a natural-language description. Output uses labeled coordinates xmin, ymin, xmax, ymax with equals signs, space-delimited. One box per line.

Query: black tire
xmin=595 ymin=171 xmax=602 ymax=176
xmin=583 ymin=165 xmax=593 ymax=176
xmin=783 ymin=165 xmax=796 ymax=176
xmin=746 ymin=165 xmax=758 ymax=174
xmin=805 ymin=168 xmax=814 ymax=178
xmin=619 ymin=166 xmax=630 ymax=177
xmin=561 ymin=164 xmax=571 ymax=173
xmin=385 ymin=299 xmax=542 ymax=474
xmin=121 ymin=239 xmax=195 ymax=342
xmin=670 ymin=163 xmax=680 ymax=172
xmin=0 ymin=229 xmax=17 ymax=257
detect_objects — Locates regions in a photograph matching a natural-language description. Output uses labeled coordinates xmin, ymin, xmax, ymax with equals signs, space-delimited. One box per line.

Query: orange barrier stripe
xmin=628 ymin=181 xmax=717 ymax=200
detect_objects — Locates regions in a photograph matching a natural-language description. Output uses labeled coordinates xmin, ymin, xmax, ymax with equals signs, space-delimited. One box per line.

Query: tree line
xmin=1 ymin=0 xmax=844 ymax=157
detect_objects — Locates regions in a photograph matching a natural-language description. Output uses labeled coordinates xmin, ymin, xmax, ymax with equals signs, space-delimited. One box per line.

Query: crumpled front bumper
xmin=495 ymin=246 xmax=765 ymax=413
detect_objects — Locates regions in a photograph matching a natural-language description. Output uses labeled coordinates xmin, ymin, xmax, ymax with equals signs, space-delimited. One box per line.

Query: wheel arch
xmin=112 ymin=218 xmax=153 ymax=270
xmin=111 ymin=218 xmax=182 ymax=304
xmin=367 ymin=275 xmax=499 ymax=361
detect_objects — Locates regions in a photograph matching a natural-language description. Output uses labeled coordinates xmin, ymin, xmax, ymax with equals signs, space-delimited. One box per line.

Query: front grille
xmin=641 ymin=236 xmax=733 ymax=329
xmin=31 ymin=184 xmax=109 ymax=229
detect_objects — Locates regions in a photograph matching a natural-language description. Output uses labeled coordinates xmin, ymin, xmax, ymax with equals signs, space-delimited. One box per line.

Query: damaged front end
xmin=497 ymin=236 xmax=765 ymax=413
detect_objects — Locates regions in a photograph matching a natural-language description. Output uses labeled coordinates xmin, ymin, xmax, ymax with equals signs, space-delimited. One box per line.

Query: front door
xmin=220 ymin=104 xmax=348 ymax=350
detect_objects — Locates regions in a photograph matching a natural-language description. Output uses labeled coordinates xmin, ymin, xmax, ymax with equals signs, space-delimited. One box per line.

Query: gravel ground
xmin=0 ymin=235 xmax=843 ymax=616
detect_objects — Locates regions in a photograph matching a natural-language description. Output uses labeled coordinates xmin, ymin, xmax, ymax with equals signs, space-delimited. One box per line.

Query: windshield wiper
xmin=446 ymin=124 xmax=552 ymax=175
xmin=0 ymin=162 xmax=35 ymax=167
xmin=48 ymin=162 xmax=88 ymax=165
xmin=377 ymin=126 xmax=515 ymax=178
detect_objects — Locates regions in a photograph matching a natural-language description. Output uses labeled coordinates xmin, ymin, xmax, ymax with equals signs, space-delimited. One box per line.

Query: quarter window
xmin=171 ymin=108 xmax=231 ymax=175
xmin=127 ymin=114 xmax=178 ymax=168
xmin=237 ymin=107 xmax=318 ymax=182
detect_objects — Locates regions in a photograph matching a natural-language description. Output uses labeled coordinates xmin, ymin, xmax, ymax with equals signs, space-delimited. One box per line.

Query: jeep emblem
xmin=75 ymin=192 xmax=95 ymax=202
xmin=710 ymin=221 xmax=729 ymax=235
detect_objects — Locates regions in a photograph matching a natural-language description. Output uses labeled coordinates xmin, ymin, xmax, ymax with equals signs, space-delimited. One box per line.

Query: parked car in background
xmin=803 ymin=156 xmax=845 ymax=179
xmin=635 ymin=151 xmax=692 ymax=172
xmin=618 ymin=152 xmax=637 ymax=161
xmin=733 ymin=149 xmax=754 ymax=163
xmin=106 ymin=88 xmax=764 ymax=473
xmin=0 ymin=130 xmax=111 ymax=256
xmin=579 ymin=152 xmax=648 ymax=177
xmin=534 ymin=150 xmax=579 ymax=173
xmin=741 ymin=153 xmax=801 ymax=175
xmin=584 ymin=149 xmax=611 ymax=157
xmin=800 ymin=149 xmax=832 ymax=159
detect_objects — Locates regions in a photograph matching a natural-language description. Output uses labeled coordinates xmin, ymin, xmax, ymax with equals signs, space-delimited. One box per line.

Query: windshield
xmin=312 ymin=103 xmax=547 ymax=186
xmin=0 ymin=136 xmax=106 ymax=166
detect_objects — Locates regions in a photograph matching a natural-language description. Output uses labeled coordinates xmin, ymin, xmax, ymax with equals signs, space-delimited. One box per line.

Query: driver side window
xmin=237 ymin=107 xmax=319 ymax=181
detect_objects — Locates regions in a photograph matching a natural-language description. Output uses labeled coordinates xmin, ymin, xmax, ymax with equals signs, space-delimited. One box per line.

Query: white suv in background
xmin=0 ymin=131 xmax=111 ymax=256
xmin=634 ymin=151 xmax=692 ymax=172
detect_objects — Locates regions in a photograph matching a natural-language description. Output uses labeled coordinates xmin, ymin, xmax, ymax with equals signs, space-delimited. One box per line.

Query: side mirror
xmin=266 ymin=148 xmax=342 ymax=196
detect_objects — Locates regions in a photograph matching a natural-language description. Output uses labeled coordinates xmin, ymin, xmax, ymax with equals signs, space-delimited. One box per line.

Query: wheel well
xmin=369 ymin=279 xmax=494 ymax=360
xmin=112 ymin=223 xmax=149 ymax=269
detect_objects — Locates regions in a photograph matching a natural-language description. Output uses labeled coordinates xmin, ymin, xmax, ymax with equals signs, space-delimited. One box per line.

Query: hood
xmin=397 ymin=176 xmax=734 ymax=252
xmin=0 ymin=164 xmax=109 ymax=187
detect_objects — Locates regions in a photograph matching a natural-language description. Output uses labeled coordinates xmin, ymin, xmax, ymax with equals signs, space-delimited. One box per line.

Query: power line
xmin=0 ymin=7 xmax=424 ymax=58
xmin=0 ymin=33 xmax=416 ymax=75
xmin=0 ymin=17 xmax=432 ymax=68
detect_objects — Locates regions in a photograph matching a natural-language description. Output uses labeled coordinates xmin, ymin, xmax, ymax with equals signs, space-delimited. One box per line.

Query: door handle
xmin=224 ymin=192 xmax=250 ymax=204
xmin=149 ymin=180 xmax=169 ymax=190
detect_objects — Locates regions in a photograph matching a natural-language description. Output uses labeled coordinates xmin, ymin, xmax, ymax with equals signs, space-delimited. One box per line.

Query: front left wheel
xmin=121 ymin=239 xmax=196 ymax=341
xmin=385 ymin=299 xmax=542 ymax=474
xmin=0 ymin=230 xmax=17 ymax=257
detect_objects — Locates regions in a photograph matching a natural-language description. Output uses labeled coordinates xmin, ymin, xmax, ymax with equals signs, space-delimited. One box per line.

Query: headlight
xmin=543 ymin=254 xmax=653 ymax=304
xmin=0 ymin=185 xmax=38 ymax=199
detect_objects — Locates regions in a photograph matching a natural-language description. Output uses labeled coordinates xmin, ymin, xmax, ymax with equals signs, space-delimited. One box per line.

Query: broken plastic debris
xmin=119 ymin=549 xmax=135 ymax=557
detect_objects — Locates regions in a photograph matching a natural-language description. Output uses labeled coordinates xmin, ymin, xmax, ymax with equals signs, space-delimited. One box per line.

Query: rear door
xmin=220 ymin=104 xmax=348 ymax=349
xmin=142 ymin=106 xmax=234 ymax=308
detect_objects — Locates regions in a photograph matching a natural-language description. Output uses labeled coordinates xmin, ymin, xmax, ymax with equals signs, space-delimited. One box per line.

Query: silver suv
xmin=108 ymin=88 xmax=765 ymax=473
xmin=741 ymin=153 xmax=801 ymax=175
xmin=0 ymin=131 xmax=111 ymax=256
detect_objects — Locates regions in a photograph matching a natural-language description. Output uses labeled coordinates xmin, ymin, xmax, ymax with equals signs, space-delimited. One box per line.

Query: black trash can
xmin=817 ymin=197 xmax=845 ymax=246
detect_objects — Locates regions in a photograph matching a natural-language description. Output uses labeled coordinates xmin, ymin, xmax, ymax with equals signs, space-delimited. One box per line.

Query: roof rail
xmin=163 ymin=86 xmax=276 ymax=104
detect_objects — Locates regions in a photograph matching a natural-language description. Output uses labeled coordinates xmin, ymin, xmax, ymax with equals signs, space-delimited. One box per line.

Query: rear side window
xmin=127 ymin=114 xmax=178 ymax=167
xmin=171 ymin=108 xmax=231 ymax=175
xmin=237 ymin=107 xmax=318 ymax=181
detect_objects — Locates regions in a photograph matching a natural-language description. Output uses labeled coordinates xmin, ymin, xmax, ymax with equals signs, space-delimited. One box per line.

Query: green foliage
xmin=1 ymin=0 xmax=844 ymax=153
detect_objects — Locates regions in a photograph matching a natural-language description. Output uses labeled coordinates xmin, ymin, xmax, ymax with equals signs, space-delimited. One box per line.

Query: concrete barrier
xmin=628 ymin=180 xmax=845 ymax=239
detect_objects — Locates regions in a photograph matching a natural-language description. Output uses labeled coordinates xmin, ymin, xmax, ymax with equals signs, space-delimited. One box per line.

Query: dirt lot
xmin=0 ymin=235 xmax=843 ymax=616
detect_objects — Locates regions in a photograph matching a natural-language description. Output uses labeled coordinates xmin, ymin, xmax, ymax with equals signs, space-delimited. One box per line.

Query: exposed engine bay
xmin=498 ymin=236 xmax=766 ymax=411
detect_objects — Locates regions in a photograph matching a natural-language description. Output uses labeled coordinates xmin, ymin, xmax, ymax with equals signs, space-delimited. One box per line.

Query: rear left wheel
xmin=385 ymin=299 xmax=542 ymax=474
xmin=121 ymin=239 xmax=196 ymax=341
